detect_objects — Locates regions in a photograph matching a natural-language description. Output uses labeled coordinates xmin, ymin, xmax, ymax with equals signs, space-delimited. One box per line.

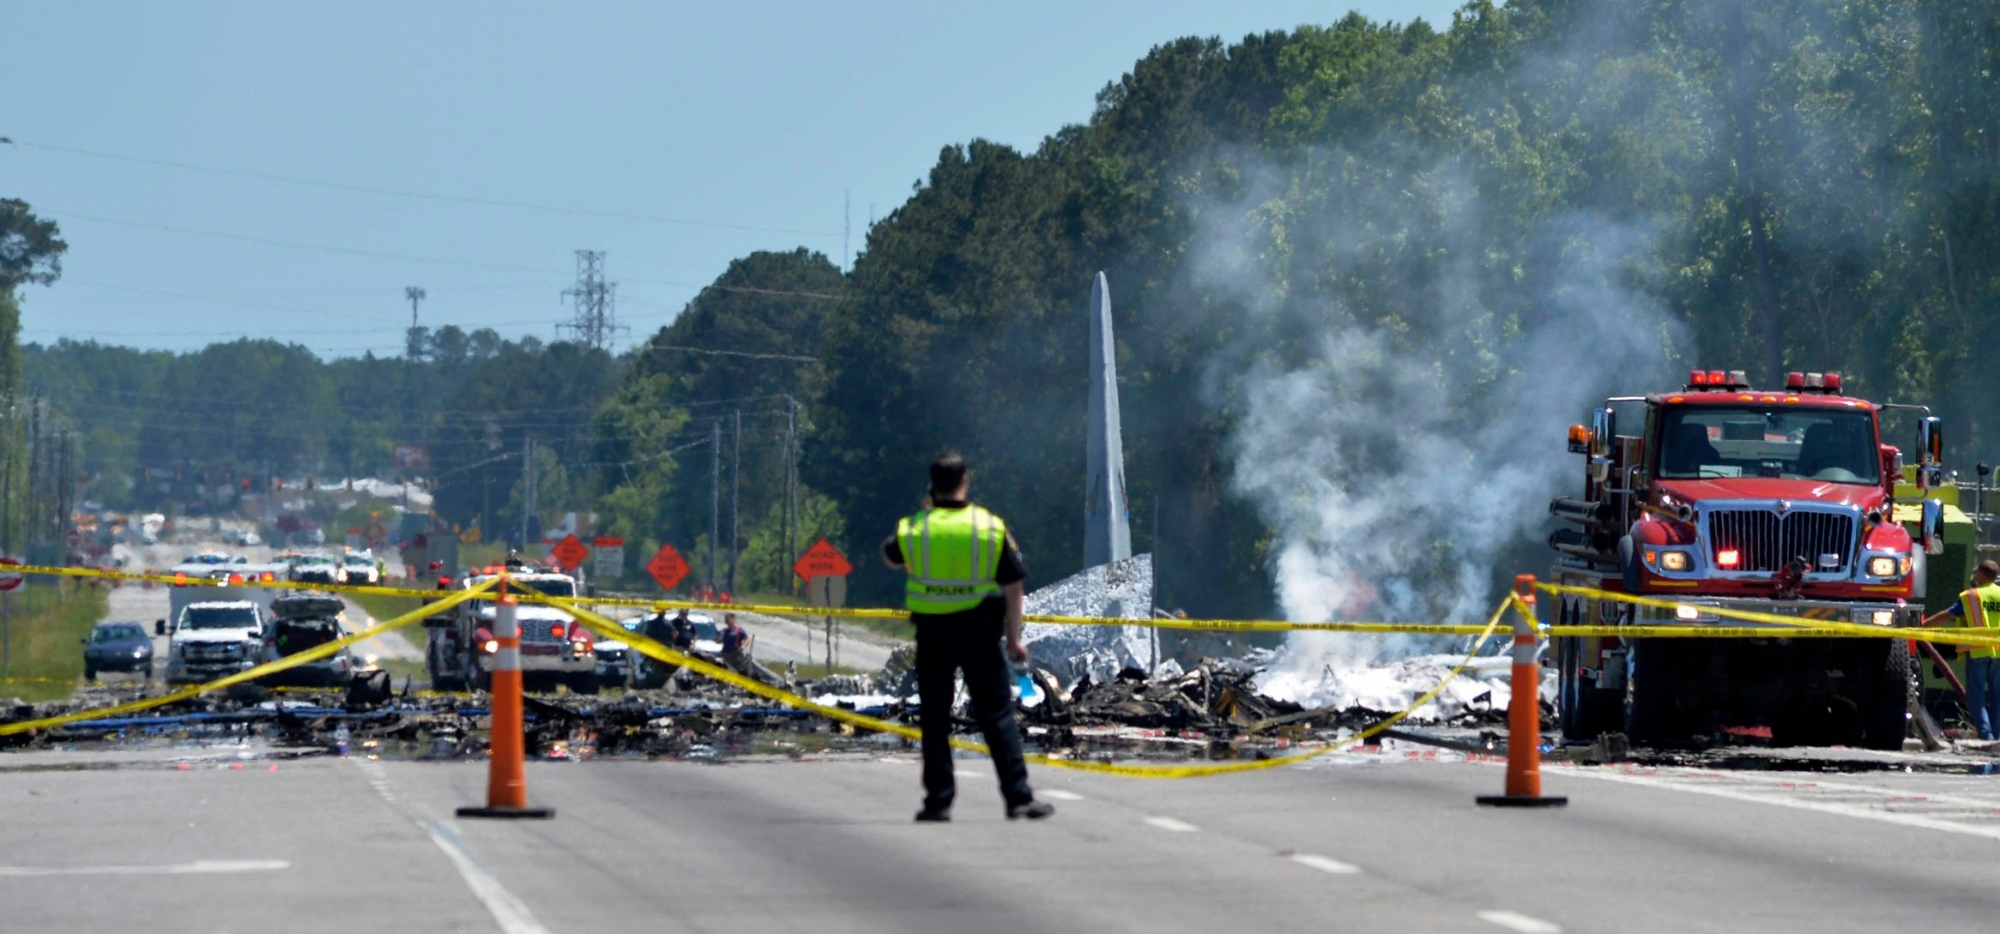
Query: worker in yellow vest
xmin=1924 ymin=558 xmax=2000 ymax=739
xmin=882 ymin=452 xmax=1052 ymax=823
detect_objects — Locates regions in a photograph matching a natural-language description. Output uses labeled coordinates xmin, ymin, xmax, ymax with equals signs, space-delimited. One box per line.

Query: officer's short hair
xmin=1979 ymin=560 xmax=1999 ymax=581
xmin=930 ymin=452 xmax=968 ymax=496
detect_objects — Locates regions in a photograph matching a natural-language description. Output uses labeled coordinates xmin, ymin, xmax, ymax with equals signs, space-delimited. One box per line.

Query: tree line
xmin=11 ymin=0 xmax=2000 ymax=617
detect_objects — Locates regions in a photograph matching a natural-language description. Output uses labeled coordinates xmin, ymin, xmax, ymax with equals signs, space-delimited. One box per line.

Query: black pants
xmin=915 ymin=604 xmax=1033 ymax=810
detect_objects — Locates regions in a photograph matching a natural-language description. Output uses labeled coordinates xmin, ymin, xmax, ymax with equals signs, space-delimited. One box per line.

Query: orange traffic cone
xmin=1476 ymin=574 xmax=1568 ymax=808
xmin=457 ymin=593 xmax=554 ymax=819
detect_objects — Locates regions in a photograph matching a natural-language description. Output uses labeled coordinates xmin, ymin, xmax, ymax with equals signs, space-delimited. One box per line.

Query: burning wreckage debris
xmin=0 ymin=644 xmax=1529 ymax=764
xmin=0 ymin=551 xmax=1535 ymax=760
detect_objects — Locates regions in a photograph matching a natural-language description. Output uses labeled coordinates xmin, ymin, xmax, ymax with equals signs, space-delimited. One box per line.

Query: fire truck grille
xmin=1706 ymin=507 xmax=1855 ymax=573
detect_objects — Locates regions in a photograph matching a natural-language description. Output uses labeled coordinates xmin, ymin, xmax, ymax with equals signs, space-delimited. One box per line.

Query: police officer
xmin=1925 ymin=559 xmax=2000 ymax=739
xmin=883 ymin=452 xmax=1052 ymax=822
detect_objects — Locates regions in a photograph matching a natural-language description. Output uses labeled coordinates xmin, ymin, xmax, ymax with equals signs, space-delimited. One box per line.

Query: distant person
xmin=720 ymin=613 xmax=752 ymax=673
xmin=882 ymin=451 xmax=1050 ymax=823
xmin=671 ymin=608 xmax=696 ymax=651
xmin=642 ymin=611 xmax=678 ymax=651
xmin=1924 ymin=559 xmax=2000 ymax=739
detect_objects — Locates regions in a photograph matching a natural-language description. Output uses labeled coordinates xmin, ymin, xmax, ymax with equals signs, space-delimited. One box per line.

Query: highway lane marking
xmin=0 ymin=859 xmax=287 ymax=877
xmin=1563 ymin=767 xmax=2000 ymax=842
xmin=1288 ymin=853 xmax=1361 ymax=875
xmin=1040 ymin=789 xmax=1084 ymax=801
xmin=422 ymin=820 xmax=553 ymax=934
xmin=352 ymin=760 xmax=552 ymax=934
xmin=1477 ymin=909 xmax=1563 ymax=933
xmin=955 ymin=769 xmax=983 ymax=778
xmin=1143 ymin=815 xmax=1199 ymax=833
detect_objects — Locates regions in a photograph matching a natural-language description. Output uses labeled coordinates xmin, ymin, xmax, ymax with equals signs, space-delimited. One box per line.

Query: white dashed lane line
xmin=1287 ymin=853 xmax=1361 ymax=875
xmin=1143 ymin=815 xmax=1200 ymax=833
xmin=1477 ymin=909 xmax=1563 ymax=933
xmin=1039 ymin=789 xmax=1084 ymax=802
xmin=0 ymin=860 xmax=288 ymax=877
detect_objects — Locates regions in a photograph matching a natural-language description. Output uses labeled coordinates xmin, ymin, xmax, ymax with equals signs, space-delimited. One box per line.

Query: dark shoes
xmin=1006 ymin=800 xmax=1055 ymax=821
xmin=914 ymin=806 xmax=952 ymax=823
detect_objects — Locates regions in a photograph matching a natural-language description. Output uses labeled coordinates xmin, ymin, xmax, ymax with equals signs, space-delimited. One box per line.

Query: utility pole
xmin=843 ymin=190 xmax=850 ymax=270
xmin=728 ymin=408 xmax=741 ymax=595
xmin=558 ymin=250 xmax=626 ymax=351
xmin=520 ymin=436 xmax=536 ymax=549
xmin=709 ymin=419 xmax=721 ymax=589
xmin=404 ymin=286 xmax=427 ymax=358
xmin=783 ymin=398 xmax=796 ymax=577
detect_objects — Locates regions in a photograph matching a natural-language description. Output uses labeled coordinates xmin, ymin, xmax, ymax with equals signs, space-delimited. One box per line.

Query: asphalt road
xmin=5 ymin=745 xmax=2000 ymax=933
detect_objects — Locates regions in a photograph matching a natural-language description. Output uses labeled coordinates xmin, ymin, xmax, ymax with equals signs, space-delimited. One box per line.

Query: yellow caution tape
xmin=0 ymin=579 xmax=498 ymax=737
xmin=530 ymin=591 xmax=1514 ymax=779
xmin=1533 ymin=580 xmax=2000 ymax=648
xmin=570 ymin=591 xmax=1494 ymax=634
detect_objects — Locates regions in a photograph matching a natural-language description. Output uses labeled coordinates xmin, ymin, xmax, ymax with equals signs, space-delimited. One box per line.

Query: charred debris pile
xmin=0 ymin=649 xmax=1514 ymax=760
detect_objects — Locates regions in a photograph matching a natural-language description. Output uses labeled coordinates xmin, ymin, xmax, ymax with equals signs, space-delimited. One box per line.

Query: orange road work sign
xmin=647 ymin=544 xmax=690 ymax=592
xmin=793 ymin=537 xmax=853 ymax=580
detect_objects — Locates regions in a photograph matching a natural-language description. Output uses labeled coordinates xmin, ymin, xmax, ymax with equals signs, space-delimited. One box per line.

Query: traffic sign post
xmin=646 ymin=544 xmax=690 ymax=593
xmin=0 ymin=557 xmax=17 ymax=674
xmin=795 ymin=540 xmax=851 ymax=670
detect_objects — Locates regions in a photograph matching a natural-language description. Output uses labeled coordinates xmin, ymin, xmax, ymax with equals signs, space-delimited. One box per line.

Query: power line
xmin=44 ymin=210 xmax=846 ymax=302
xmin=11 ymin=139 xmax=844 ymax=240
xmin=642 ymin=344 xmax=819 ymax=363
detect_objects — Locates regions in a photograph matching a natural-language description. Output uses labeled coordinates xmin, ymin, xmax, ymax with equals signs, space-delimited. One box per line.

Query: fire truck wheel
xmin=474 ymin=667 xmax=492 ymax=693
xmin=1623 ymin=641 xmax=1683 ymax=746
xmin=1860 ymin=639 xmax=1914 ymax=751
xmin=569 ymin=673 xmax=600 ymax=696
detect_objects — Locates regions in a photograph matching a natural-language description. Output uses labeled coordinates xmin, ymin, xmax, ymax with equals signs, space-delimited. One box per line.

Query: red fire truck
xmin=1549 ymin=369 xmax=1944 ymax=749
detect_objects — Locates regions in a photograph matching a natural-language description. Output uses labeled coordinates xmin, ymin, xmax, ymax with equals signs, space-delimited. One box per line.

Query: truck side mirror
xmin=1917 ymin=417 xmax=1944 ymax=490
xmin=1588 ymin=407 xmax=1615 ymax=482
xmin=1589 ymin=408 xmax=1615 ymax=460
xmin=1922 ymin=497 xmax=1947 ymax=556
xmin=155 ymin=619 xmax=166 ymax=636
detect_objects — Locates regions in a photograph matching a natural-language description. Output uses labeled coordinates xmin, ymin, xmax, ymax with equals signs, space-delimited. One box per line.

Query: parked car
xmin=82 ymin=621 xmax=153 ymax=681
xmin=341 ymin=550 xmax=381 ymax=585
xmin=288 ymin=553 xmax=342 ymax=586
xmin=595 ymin=612 xmax=718 ymax=689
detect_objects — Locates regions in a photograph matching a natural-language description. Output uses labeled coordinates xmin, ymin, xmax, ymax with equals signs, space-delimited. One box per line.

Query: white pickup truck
xmin=164 ymin=600 xmax=269 ymax=684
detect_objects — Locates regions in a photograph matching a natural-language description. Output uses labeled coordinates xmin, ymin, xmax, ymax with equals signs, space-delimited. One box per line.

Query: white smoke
xmin=1198 ymin=162 xmax=1685 ymax=669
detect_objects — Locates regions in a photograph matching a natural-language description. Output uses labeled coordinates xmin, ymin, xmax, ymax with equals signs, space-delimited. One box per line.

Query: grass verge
xmin=735 ymin=590 xmax=912 ymax=644
xmin=0 ymin=583 xmax=112 ymax=701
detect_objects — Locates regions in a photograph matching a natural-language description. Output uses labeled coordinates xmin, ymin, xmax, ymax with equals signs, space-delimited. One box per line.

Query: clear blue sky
xmin=2 ymin=1 xmax=1464 ymax=358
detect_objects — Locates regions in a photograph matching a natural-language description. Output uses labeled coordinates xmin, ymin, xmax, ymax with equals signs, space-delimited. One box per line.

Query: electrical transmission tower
xmin=558 ymin=250 xmax=625 ymax=351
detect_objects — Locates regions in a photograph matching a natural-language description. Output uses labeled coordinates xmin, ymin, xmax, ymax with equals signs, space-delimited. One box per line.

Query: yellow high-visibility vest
xmin=1961 ymin=583 xmax=2000 ymax=660
xmin=897 ymin=504 xmax=1007 ymax=615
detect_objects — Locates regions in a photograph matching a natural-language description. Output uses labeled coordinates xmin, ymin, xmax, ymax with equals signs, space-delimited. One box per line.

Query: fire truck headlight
xmin=1659 ymin=551 xmax=1692 ymax=572
xmin=1675 ymin=604 xmax=1701 ymax=621
xmin=481 ymin=639 xmax=499 ymax=654
xmin=1866 ymin=556 xmax=1899 ymax=578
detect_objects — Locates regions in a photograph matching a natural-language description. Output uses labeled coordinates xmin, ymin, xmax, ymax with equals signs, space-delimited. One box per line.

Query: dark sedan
xmin=83 ymin=621 xmax=154 ymax=681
